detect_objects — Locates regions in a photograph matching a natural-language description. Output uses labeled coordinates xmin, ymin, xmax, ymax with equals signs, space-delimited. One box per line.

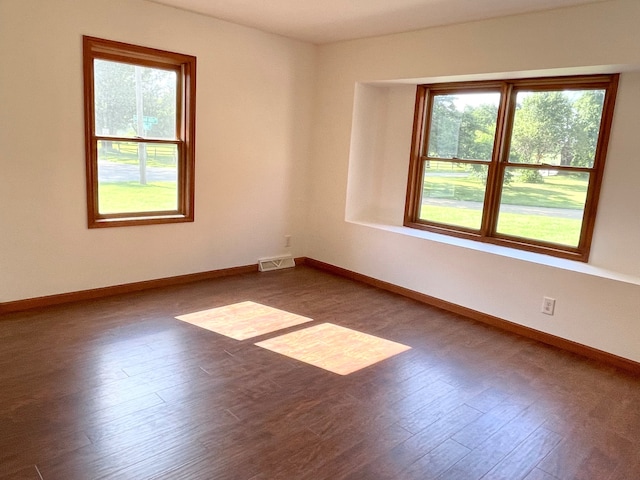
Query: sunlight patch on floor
xmin=255 ymin=323 xmax=411 ymax=375
xmin=175 ymin=301 xmax=313 ymax=340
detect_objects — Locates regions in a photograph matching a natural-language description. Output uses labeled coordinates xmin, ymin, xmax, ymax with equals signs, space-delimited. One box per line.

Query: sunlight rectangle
xmin=255 ymin=323 xmax=411 ymax=375
xmin=175 ymin=301 xmax=313 ymax=340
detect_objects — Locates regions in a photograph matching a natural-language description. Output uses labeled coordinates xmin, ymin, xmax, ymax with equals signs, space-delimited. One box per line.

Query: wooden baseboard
xmin=301 ymin=257 xmax=640 ymax=376
xmin=0 ymin=264 xmax=258 ymax=314
xmin=3 ymin=256 xmax=638 ymax=375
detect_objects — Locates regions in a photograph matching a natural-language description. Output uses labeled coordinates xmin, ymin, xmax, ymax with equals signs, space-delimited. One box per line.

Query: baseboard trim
xmin=302 ymin=257 xmax=640 ymax=376
xmin=0 ymin=264 xmax=259 ymax=314
xmin=3 ymin=256 xmax=638 ymax=375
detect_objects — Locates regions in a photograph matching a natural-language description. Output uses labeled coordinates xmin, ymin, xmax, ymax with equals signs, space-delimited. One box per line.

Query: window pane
xmin=427 ymin=92 xmax=500 ymax=161
xmin=97 ymin=140 xmax=178 ymax=214
xmin=94 ymin=60 xmax=177 ymax=140
xmin=496 ymin=167 xmax=588 ymax=247
xmin=418 ymin=161 xmax=488 ymax=230
xmin=509 ymin=90 xmax=605 ymax=168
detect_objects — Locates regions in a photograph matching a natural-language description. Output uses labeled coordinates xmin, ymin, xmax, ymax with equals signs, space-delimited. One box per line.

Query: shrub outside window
xmin=404 ymin=75 xmax=619 ymax=261
xmin=83 ymin=36 xmax=196 ymax=228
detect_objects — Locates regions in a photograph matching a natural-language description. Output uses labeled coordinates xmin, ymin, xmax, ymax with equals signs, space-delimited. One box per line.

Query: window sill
xmin=89 ymin=214 xmax=193 ymax=228
xmin=346 ymin=218 xmax=640 ymax=286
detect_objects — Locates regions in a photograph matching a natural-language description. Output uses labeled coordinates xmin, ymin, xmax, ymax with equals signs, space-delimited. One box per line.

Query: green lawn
xmin=98 ymin=181 xmax=177 ymax=214
xmin=424 ymin=168 xmax=587 ymax=209
xmin=421 ymin=167 xmax=587 ymax=246
xmin=496 ymin=211 xmax=581 ymax=246
xmin=98 ymin=141 xmax=177 ymax=168
xmin=422 ymin=205 xmax=581 ymax=246
xmin=502 ymin=175 xmax=587 ymax=210
xmin=98 ymin=164 xmax=585 ymax=247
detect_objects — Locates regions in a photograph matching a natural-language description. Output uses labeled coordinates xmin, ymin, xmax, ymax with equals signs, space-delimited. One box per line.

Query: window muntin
xmin=405 ymin=75 xmax=618 ymax=261
xmin=83 ymin=36 xmax=196 ymax=228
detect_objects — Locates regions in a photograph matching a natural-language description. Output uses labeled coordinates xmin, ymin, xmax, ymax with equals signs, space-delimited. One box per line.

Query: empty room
xmin=1 ymin=0 xmax=640 ymax=478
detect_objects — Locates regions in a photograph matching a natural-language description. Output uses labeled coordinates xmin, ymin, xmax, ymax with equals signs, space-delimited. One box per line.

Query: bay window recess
xmin=404 ymin=74 xmax=619 ymax=261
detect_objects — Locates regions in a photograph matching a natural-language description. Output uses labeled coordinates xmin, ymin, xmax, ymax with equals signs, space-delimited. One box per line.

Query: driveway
xmin=424 ymin=197 xmax=583 ymax=219
xmin=98 ymin=160 xmax=177 ymax=182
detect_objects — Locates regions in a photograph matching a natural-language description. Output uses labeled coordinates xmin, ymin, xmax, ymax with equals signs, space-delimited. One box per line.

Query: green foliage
xmin=94 ymin=60 xmax=177 ymax=138
xmin=519 ymin=169 xmax=544 ymax=184
xmin=427 ymin=89 xmax=605 ymax=169
xmin=466 ymin=164 xmax=514 ymax=186
xmin=510 ymin=91 xmax=572 ymax=164
xmin=420 ymin=85 xmax=604 ymax=249
xmin=509 ymin=90 xmax=604 ymax=167
xmin=457 ymin=103 xmax=498 ymax=161
xmin=428 ymin=96 xmax=460 ymax=158
xmin=94 ymin=60 xmax=135 ymax=136
xmin=428 ymin=94 xmax=498 ymax=161
xmin=570 ymin=90 xmax=605 ymax=167
xmin=466 ymin=164 xmax=488 ymax=183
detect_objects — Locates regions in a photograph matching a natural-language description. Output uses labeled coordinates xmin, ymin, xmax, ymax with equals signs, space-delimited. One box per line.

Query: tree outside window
xmin=404 ymin=75 xmax=619 ymax=261
xmin=83 ymin=36 xmax=196 ymax=228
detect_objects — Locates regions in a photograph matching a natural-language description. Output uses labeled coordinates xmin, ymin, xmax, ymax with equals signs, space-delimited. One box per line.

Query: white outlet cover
xmin=542 ymin=297 xmax=556 ymax=315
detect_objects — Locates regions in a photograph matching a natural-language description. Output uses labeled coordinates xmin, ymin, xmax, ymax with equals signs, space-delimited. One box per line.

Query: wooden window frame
xmin=83 ymin=36 xmax=196 ymax=228
xmin=404 ymin=74 xmax=619 ymax=262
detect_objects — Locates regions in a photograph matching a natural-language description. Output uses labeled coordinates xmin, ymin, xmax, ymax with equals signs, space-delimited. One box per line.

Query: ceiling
xmin=147 ymin=0 xmax=608 ymax=44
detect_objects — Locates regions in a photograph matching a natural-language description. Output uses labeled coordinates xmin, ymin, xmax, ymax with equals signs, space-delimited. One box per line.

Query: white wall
xmin=308 ymin=0 xmax=640 ymax=362
xmin=0 ymin=0 xmax=316 ymax=302
xmin=1 ymin=0 xmax=639 ymax=364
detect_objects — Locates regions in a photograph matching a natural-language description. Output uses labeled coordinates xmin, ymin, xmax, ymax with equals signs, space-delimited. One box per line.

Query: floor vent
xmin=258 ymin=255 xmax=295 ymax=272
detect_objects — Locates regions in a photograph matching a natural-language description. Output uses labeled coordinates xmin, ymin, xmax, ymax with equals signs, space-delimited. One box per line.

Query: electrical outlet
xmin=284 ymin=235 xmax=291 ymax=248
xmin=542 ymin=296 xmax=556 ymax=315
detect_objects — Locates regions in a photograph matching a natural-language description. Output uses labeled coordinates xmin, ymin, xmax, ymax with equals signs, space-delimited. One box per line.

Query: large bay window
xmin=404 ymin=75 xmax=619 ymax=261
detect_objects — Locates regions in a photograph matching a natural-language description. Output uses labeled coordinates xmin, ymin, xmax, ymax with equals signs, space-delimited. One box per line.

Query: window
xmin=83 ymin=36 xmax=196 ymax=228
xmin=404 ymin=75 xmax=619 ymax=261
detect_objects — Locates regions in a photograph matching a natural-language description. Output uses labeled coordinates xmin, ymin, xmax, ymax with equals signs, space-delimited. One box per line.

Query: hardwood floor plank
xmin=194 ymin=421 xmax=322 ymax=479
xmin=464 ymin=386 xmax=511 ymax=413
xmin=97 ymin=441 xmax=209 ymax=480
xmin=0 ymin=465 xmax=43 ymax=480
xmin=399 ymin=438 xmax=470 ymax=480
xmin=1 ymin=266 xmax=639 ymax=479
xmin=523 ymin=467 xmax=561 ymax=480
xmin=535 ymin=428 xmax=630 ymax=480
xmin=37 ymin=425 xmax=208 ymax=479
xmin=309 ymin=423 xmax=414 ymax=480
xmin=483 ymin=426 xmax=563 ymax=480
xmin=437 ymin=404 xmax=550 ymax=480
xmin=569 ymin=446 xmax=620 ymax=480
xmin=0 ymin=429 xmax=90 ymax=475
xmin=451 ymin=397 xmax=530 ymax=449
xmin=263 ymin=415 xmax=406 ymax=480
xmin=395 ymin=383 xmax=486 ymax=434
xmin=347 ymin=404 xmax=482 ymax=479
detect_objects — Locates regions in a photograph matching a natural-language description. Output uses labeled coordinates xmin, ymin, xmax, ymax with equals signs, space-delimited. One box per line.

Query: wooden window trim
xmin=83 ymin=36 xmax=196 ymax=228
xmin=404 ymin=74 xmax=619 ymax=262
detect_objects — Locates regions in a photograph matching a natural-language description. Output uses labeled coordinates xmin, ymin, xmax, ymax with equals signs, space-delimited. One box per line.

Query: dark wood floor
xmin=1 ymin=266 xmax=639 ymax=479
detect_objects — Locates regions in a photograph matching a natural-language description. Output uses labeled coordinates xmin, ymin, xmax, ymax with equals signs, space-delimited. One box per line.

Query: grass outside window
xmin=83 ymin=36 xmax=196 ymax=228
xmin=404 ymin=75 xmax=619 ymax=261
